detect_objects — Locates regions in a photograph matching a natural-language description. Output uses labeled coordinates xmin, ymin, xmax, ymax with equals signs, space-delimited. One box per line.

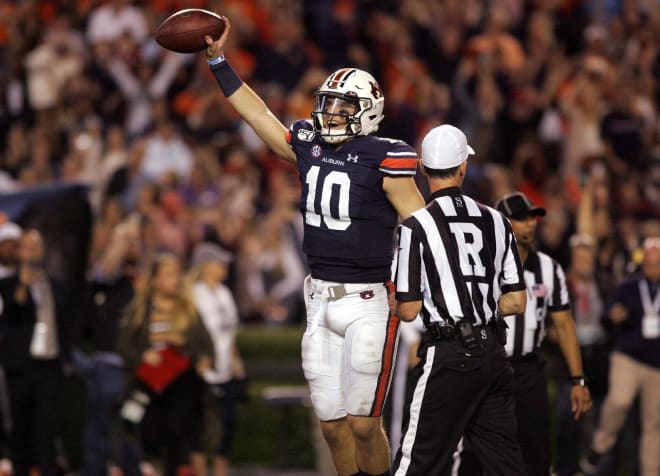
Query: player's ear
xmin=420 ymin=161 xmax=431 ymax=178
xmin=459 ymin=161 xmax=468 ymax=177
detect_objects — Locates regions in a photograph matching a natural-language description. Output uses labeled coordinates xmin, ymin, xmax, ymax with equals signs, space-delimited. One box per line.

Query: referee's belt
xmin=422 ymin=321 xmax=491 ymax=345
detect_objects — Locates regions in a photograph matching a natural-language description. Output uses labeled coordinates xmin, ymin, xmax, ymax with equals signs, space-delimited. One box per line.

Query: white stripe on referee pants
xmin=451 ymin=437 xmax=464 ymax=476
xmin=395 ymin=345 xmax=436 ymax=476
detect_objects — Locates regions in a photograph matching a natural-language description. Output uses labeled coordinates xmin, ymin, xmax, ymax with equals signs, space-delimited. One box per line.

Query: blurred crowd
xmin=0 ymin=0 xmax=658 ymax=475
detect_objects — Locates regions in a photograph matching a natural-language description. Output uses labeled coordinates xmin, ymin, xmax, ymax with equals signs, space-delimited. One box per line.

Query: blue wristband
xmin=209 ymin=59 xmax=243 ymax=97
xmin=207 ymin=55 xmax=226 ymax=66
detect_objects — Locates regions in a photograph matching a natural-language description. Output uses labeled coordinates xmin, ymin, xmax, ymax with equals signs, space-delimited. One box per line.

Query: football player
xmin=205 ymin=17 xmax=424 ymax=476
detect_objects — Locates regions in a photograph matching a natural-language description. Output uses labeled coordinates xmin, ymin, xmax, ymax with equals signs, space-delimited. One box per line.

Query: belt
xmin=305 ymin=278 xmax=383 ymax=336
xmin=423 ymin=321 xmax=491 ymax=349
xmin=317 ymin=282 xmax=380 ymax=300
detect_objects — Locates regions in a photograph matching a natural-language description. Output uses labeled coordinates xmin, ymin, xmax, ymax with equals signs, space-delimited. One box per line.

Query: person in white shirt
xmin=85 ymin=0 xmax=148 ymax=46
xmin=139 ymin=120 xmax=194 ymax=183
xmin=189 ymin=242 xmax=245 ymax=476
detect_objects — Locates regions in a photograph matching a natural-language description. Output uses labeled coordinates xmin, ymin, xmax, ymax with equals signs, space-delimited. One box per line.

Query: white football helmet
xmin=312 ymin=68 xmax=385 ymax=144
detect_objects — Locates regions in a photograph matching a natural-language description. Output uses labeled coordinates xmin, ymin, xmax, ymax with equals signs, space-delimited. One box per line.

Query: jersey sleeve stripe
xmin=379 ymin=168 xmax=417 ymax=176
xmin=386 ymin=151 xmax=418 ymax=157
xmin=380 ymin=157 xmax=419 ymax=169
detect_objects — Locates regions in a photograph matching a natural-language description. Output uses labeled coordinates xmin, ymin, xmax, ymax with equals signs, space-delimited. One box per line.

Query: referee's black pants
xmin=392 ymin=326 xmax=527 ymax=476
xmin=448 ymin=353 xmax=551 ymax=476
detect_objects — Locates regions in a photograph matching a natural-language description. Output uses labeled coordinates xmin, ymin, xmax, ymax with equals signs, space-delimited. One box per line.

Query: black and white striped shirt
xmin=395 ymin=187 xmax=525 ymax=327
xmin=504 ymin=250 xmax=570 ymax=358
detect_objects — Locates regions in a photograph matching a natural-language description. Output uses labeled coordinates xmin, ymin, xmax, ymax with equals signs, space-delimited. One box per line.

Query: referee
xmin=391 ymin=125 xmax=528 ymax=476
xmin=450 ymin=192 xmax=593 ymax=476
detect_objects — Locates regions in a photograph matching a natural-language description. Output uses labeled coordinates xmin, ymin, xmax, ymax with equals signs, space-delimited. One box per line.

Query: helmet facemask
xmin=312 ymin=93 xmax=367 ymax=144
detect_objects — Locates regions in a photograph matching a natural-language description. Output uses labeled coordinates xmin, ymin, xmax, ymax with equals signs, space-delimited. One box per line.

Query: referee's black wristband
xmin=209 ymin=58 xmax=243 ymax=97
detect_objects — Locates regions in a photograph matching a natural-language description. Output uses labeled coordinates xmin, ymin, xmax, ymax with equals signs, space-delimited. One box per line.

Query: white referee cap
xmin=421 ymin=124 xmax=475 ymax=170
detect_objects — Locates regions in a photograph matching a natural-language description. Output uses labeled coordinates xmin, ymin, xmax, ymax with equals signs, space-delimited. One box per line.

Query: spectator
xmin=117 ymin=253 xmax=213 ymax=476
xmin=23 ymin=24 xmax=84 ymax=112
xmin=189 ymin=242 xmax=245 ymax=476
xmin=600 ymin=75 xmax=648 ymax=175
xmin=0 ymin=229 xmax=72 ymax=476
xmin=106 ymin=48 xmax=189 ymax=138
xmin=73 ymin=215 xmax=140 ymax=476
xmin=88 ymin=126 xmax=130 ymax=215
xmin=89 ymin=197 xmax=125 ymax=269
xmin=253 ymin=11 xmax=314 ymax=91
xmin=581 ymin=237 xmax=660 ymax=476
xmin=85 ymin=0 xmax=148 ymax=47
xmin=139 ymin=119 xmax=194 ymax=184
xmin=150 ymin=188 xmax=193 ymax=261
xmin=553 ymin=233 xmax=609 ymax=476
xmin=238 ymin=205 xmax=306 ymax=324
xmin=0 ymin=220 xmax=21 ymax=464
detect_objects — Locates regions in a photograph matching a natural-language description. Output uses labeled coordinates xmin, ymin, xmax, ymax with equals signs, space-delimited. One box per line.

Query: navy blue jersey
xmin=287 ymin=119 xmax=417 ymax=283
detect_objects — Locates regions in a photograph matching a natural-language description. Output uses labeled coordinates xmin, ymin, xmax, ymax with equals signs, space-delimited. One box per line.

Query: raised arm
xmin=205 ymin=18 xmax=296 ymax=163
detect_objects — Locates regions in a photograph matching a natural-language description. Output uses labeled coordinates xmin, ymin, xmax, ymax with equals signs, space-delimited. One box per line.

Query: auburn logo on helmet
xmin=370 ymin=81 xmax=382 ymax=99
xmin=326 ymin=68 xmax=356 ymax=89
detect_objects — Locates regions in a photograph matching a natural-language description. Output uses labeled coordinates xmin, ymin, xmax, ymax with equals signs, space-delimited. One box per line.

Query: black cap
xmin=495 ymin=192 xmax=546 ymax=220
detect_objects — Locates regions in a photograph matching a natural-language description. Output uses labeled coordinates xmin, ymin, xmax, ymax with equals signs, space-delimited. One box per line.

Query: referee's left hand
xmin=571 ymin=385 xmax=593 ymax=420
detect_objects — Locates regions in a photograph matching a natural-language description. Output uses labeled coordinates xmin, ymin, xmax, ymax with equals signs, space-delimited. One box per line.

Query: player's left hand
xmin=571 ymin=385 xmax=592 ymax=420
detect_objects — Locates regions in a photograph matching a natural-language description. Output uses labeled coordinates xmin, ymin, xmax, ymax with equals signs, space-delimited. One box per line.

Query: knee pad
xmin=310 ymin=391 xmax=347 ymax=422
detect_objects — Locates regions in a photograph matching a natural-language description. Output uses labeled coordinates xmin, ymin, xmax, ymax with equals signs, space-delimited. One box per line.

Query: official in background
xmin=0 ymin=229 xmax=72 ymax=476
xmin=392 ymin=124 xmax=528 ymax=476
xmin=581 ymin=237 xmax=660 ymax=476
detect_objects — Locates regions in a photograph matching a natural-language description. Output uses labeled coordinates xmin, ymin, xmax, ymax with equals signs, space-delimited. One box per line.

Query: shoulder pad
xmin=288 ymin=119 xmax=316 ymax=146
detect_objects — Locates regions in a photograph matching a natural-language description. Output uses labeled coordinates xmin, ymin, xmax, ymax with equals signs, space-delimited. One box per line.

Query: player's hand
xmin=571 ymin=385 xmax=592 ymax=420
xmin=205 ymin=16 xmax=231 ymax=60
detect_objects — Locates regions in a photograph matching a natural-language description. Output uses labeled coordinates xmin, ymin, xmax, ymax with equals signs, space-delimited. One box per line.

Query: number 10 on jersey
xmin=304 ymin=166 xmax=352 ymax=231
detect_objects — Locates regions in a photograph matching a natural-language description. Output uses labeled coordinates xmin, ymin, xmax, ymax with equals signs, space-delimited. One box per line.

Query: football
xmin=155 ymin=9 xmax=225 ymax=53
